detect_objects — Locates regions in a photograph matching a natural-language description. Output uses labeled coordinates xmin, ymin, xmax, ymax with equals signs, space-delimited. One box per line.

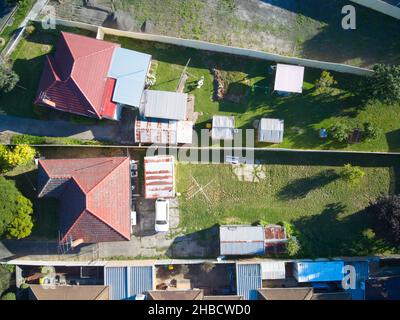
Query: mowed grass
xmin=177 ymin=163 xmax=397 ymax=258
xmin=105 ymin=35 xmax=400 ymax=152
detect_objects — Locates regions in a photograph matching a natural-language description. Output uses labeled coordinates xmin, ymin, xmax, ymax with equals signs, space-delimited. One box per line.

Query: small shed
xmin=260 ymin=261 xmax=286 ymax=280
xmin=144 ymin=155 xmax=175 ymax=199
xmin=293 ymin=260 xmax=344 ymax=283
xmin=140 ymin=90 xmax=188 ymax=121
xmin=264 ymin=224 xmax=288 ymax=255
xmin=274 ymin=64 xmax=305 ymax=94
xmin=236 ymin=263 xmax=262 ymax=300
xmin=258 ymin=118 xmax=284 ymax=143
xmin=211 ymin=116 xmax=235 ymax=140
xmin=220 ymin=225 xmax=265 ymax=256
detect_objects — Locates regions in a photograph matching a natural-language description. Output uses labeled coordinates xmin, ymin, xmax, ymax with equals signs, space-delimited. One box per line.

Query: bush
xmin=0 ymin=144 xmax=36 ymax=171
xmin=367 ymin=195 xmax=400 ymax=246
xmin=362 ymin=64 xmax=400 ymax=104
xmin=287 ymin=236 xmax=301 ymax=257
xmin=329 ymin=122 xmax=351 ymax=143
xmin=24 ymin=25 xmax=35 ymax=36
xmin=340 ymin=164 xmax=365 ymax=185
xmin=6 ymin=196 xmax=33 ymax=240
xmin=201 ymin=262 xmax=216 ymax=273
xmin=363 ymin=122 xmax=379 ymax=141
xmin=315 ymin=70 xmax=337 ymax=93
xmin=0 ymin=63 xmax=19 ymax=93
xmin=1 ymin=292 xmax=16 ymax=300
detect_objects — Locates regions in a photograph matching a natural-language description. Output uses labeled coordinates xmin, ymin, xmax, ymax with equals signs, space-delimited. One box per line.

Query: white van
xmin=155 ymin=199 xmax=169 ymax=233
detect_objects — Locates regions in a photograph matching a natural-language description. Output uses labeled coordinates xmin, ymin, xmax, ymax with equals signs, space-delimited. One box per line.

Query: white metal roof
xmin=211 ymin=116 xmax=235 ymax=140
xmin=220 ymin=225 xmax=265 ymax=256
xmin=260 ymin=261 xmax=286 ymax=280
xmin=141 ymin=90 xmax=188 ymax=121
xmin=108 ymin=47 xmax=152 ymax=107
xmin=274 ymin=64 xmax=305 ymax=94
xmin=258 ymin=118 xmax=284 ymax=143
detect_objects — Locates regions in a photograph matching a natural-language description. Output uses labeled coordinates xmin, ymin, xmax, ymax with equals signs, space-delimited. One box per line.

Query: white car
xmin=155 ymin=199 xmax=169 ymax=233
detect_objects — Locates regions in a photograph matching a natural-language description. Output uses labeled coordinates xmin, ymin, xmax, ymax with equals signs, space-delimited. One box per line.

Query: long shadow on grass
xmin=278 ymin=169 xmax=339 ymax=200
xmin=293 ymin=202 xmax=395 ymax=258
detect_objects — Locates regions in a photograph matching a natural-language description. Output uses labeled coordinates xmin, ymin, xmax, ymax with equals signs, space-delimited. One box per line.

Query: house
xmin=211 ymin=116 xmax=235 ymax=140
xmin=28 ymin=284 xmax=110 ymax=300
xmin=35 ymin=32 xmax=151 ymax=120
xmin=219 ymin=225 xmax=265 ymax=256
xmin=144 ymin=155 xmax=175 ymax=199
xmin=258 ymin=118 xmax=284 ymax=144
xmin=37 ymin=157 xmax=131 ymax=244
xmin=274 ymin=64 xmax=305 ymax=94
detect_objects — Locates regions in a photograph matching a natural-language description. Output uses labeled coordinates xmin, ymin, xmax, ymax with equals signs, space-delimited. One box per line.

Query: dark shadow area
xmin=278 ymin=169 xmax=339 ymax=200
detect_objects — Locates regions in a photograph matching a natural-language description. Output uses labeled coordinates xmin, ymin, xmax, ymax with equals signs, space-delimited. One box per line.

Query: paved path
xmin=0 ymin=115 xmax=128 ymax=143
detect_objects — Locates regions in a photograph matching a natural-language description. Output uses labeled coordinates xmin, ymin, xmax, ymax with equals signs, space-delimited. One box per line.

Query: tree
xmin=329 ymin=122 xmax=351 ymax=143
xmin=0 ymin=63 xmax=19 ymax=93
xmin=363 ymin=64 xmax=400 ymax=104
xmin=363 ymin=122 xmax=380 ymax=141
xmin=6 ymin=195 xmax=33 ymax=239
xmin=0 ymin=177 xmax=33 ymax=238
xmin=367 ymin=195 xmax=400 ymax=246
xmin=315 ymin=70 xmax=337 ymax=93
xmin=340 ymin=164 xmax=365 ymax=185
xmin=0 ymin=144 xmax=36 ymax=171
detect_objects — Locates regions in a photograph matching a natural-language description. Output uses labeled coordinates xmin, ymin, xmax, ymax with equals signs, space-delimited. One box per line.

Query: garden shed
xmin=258 ymin=118 xmax=284 ymax=143
xmin=274 ymin=64 xmax=305 ymax=94
xmin=211 ymin=116 xmax=235 ymax=140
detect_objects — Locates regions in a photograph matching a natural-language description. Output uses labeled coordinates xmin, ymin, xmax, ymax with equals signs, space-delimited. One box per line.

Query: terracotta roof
xmin=38 ymin=157 xmax=131 ymax=243
xmin=258 ymin=288 xmax=314 ymax=300
xmin=148 ymin=290 xmax=204 ymax=300
xmin=29 ymin=285 xmax=109 ymax=300
xmin=311 ymin=292 xmax=352 ymax=300
xmin=35 ymin=32 xmax=120 ymax=119
xmin=203 ymin=295 xmax=244 ymax=300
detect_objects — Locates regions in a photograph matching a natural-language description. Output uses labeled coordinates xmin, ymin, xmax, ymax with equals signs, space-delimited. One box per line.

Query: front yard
xmin=176 ymin=160 xmax=399 ymax=258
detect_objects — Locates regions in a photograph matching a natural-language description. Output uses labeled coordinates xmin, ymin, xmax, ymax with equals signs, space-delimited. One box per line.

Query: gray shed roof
xmin=258 ymin=118 xmax=284 ymax=143
xmin=141 ymin=90 xmax=188 ymax=121
xmin=211 ymin=116 xmax=235 ymax=140
xmin=220 ymin=225 xmax=265 ymax=256
xmin=236 ymin=263 xmax=262 ymax=300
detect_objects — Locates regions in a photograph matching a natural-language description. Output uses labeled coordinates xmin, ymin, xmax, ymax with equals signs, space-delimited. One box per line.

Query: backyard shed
xmin=107 ymin=47 xmax=152 ymax=107
xmin=258 ymin=118 xmax=284 ymax=143
xmin=236 ymin=263 xmax=262 ymax=300
xmin=293 ymin=261 xmax=344 ymax=283
xmin=144 ymin=155 xmax=175 ymax=199
xmin=211 ymin=116 xmax=235 ymax=140
xmin=104 ymin=266 xmax=154 ymax=300
xmin=220 ymin=225 xmax=265 ymax=256
xmin=260 ymin=261 xmax=286 ymax=280
xmin=140 ymin=90 xmax=188 ymax=121
xmin=274 ymin=64 xmax=305 ymax=94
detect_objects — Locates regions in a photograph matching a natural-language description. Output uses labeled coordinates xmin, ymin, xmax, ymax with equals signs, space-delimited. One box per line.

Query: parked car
xmin=155 ymin=199 xmax=169 ymax=233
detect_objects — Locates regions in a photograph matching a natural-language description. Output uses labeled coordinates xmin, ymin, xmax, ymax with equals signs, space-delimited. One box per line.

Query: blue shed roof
xmin=108 ymin=47 xmax=152 ymax=107
xmin=105 ymin=266 xmax=154 ymax=300
xmin=294 ymin=261 xmax=344 ymax=283
xmin=236 ymin=264 xmax=262 ymax=300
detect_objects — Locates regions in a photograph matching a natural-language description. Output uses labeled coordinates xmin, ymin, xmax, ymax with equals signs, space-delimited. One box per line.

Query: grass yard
xmin=177 ymin=162 xmax=399 ymax=258
xmin=105 ymin=35 xmax=400 ymax=152
xmin=3 ymin=163 xmax=59 ymax=240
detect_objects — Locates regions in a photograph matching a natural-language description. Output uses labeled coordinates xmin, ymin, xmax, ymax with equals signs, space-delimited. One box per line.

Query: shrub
xmin=6 ymin=196 xmax=34 ymax=240
xmin=24 ymin=25 xmax=35 ymax=36
xmin=287 ymin=236 xmax=301 ymax=257
xmin=0 ymin=63 xmax=19 ymax=93
xmin=1 ymin=292 xmax=16 ymax=300
xmin=315 ymin=70 xmax=337 ymax=93
xmin=363 ymin=122 xmax=380 ymax=141
xmin=329 ymin=122 xmax=351 ymax=143
xmin=340 ymin=164 xmax=365 ymax=185
xmin=0 ymin=144 xmax=36 ymax=171
xmin=201 ymin=262 xmax=216 ymax=273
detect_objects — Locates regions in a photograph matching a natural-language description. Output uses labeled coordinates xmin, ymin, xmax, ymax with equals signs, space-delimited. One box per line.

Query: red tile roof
xmin=38 ymin=157 xmax=131 ymax=243
xmin=35 ymin=32 xmax=120 ymax=119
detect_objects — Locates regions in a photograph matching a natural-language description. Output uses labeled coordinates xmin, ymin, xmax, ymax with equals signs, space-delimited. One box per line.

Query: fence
xmin=48 ymin=18 xmax=373 ymax=77
xmin=350 ymin=0 xmax=400 ymax=19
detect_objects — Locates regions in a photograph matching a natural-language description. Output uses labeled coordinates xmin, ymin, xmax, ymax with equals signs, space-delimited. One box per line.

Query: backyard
xmin=1 ymin=25 xmax=400 ymax=152
xmin=176 ymin=159 xmax=400 ymax=258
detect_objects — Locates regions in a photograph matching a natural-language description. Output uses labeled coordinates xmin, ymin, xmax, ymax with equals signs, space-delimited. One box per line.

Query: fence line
xmin=350 ymin=0 xmax=400 ymax=20
xmin=46 ymin=18 xmax=373 ymax=77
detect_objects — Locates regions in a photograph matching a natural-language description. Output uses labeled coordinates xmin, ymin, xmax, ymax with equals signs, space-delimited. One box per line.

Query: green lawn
xmin=105 ymin=35 xmax=400 ymax=152
xmin=176 ymin=162 xmax=398 ymax=258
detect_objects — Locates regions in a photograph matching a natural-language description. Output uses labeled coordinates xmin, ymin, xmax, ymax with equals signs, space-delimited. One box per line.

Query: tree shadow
xmin=278 ymin=169 xmax=339 ymax=200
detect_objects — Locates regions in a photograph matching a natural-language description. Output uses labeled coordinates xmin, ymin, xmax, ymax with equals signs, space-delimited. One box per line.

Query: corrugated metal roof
xmin=220 ymin=225 xmax=265 ymax=256
xmin=258 ymin=118 xmax=284 ymax=143
xmin=294 ymin=261 xmax=344 ymax=283
xmin=346 ymin=261 xmax=369 ymax=300
xmin=236 ymin=264 xmax=262 ymax=300
xmin=105 ymin=266 xmax=154 ymax=300
xmin=144 ymin=156 xmax=175 ymax=199
xmin=108 ymin=47 xmax=152 ymax=107
xmin=211 ymin=116 xmax=235 ymax=140
xmin=274 ymin=64 xmax=305 ymax=93
xmin=141 ymin=90 xmax=188 ymax=121
xmin=261 ymin=261 xmax=286 ymax=280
